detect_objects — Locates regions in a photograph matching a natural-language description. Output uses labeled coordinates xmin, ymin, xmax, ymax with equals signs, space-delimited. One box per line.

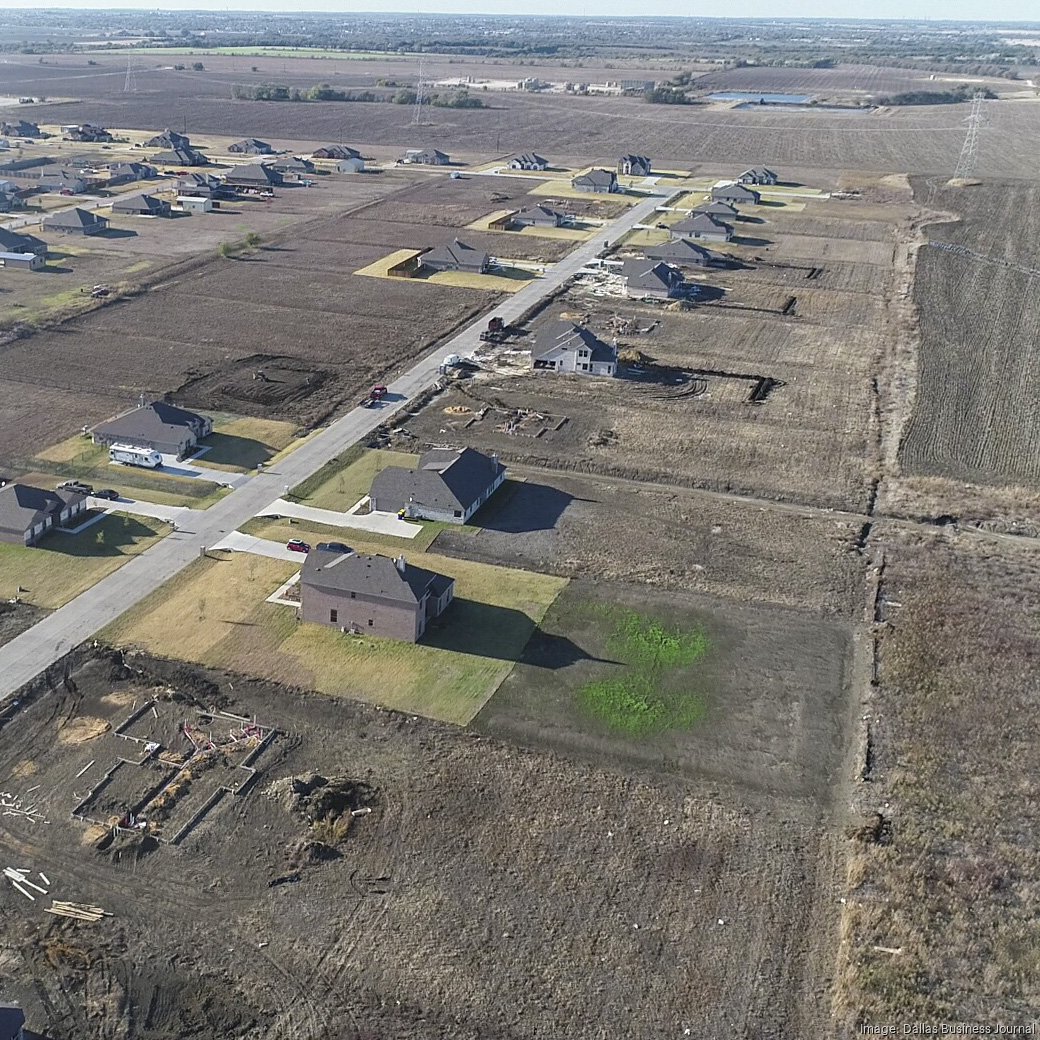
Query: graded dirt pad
xmin=0 ymin=601 xmax=48 ymax=649
xmin=839 ymin=528 xmax=1040 ymax=1028
xmin=472 ymin=579 xmax=852 ymax=806
xmin=0 ymin=649 xmax=844 ymax=1040
xmin=899 ymin=180 xmax=1040 ymax=489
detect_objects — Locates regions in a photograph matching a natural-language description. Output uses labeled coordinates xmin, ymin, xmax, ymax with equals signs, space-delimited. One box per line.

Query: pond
xmin=707 ymin=91 xmax=814 ymax=104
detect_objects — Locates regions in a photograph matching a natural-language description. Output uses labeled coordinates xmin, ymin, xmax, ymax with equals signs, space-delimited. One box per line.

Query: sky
xmin=14 ymin=0 xmax=1040 ymax=19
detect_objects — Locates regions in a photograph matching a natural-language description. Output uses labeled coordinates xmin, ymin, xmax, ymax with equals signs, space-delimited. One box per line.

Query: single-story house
xmin=712 ymin=182 xmax=761 ymax=206
xmin=622 ymin=259 xmax=686 ymax=300
xmin=112 ymin=193 xmax=172 ymax=218
xmin=532 ymin=319 xmax=618 ymax=377
xmin=0 ymin=251 xmax=44 ymax=271
xmin=617 ymin=154 xmax=652 ymax=177
xmin=43 ymin=207 xmax=108 ymax=236
xmin=0 ymin=190 xmax=25 ymax=213
xmin=151 ymin=146 xmax=209 ymax=167
xmin=0 ymin=483 xmax=87 ymax=546
xmin=271 ymin=156 xmax=314 ymax=175
xmin=146 ymin=129 xmax=192 ymax=151
xmin=509 ymin=153 xmax=548 ymax=171
xmin=738 ymin=166 xmax=778 ymax=186
xmin=177 ymin=172 xmax=226 ymax=198
xmin=223 ymin=163 xmax=284 ymax=190
xmin=510 ymin=204 xmax=565 ymax=229
xmin=0 ymin=120 xmax=41 ymax=138
xmin=64 ymin=123 xmax=112 ymax=143
xmin=0 ymin=226 xmax=46 ymax=256
xmin=643 ymin=237 xmax=720 ymax=267
xmin=178 ymin=194 xmax=213 ymax=214
xmin=229 ymin=138 xmax=274 ymax=155
xmin=402 ymin=148 xmax=449 ymax=165
xmin=106 ymin=162 xmax=158 ymax=185
xmin=38 ymin=170 xmax=88 ymax=194
xmin=299 ymin=550 xmax=454 ymax=643
xmin=337 ymin=157 xmax=366 ymax=174
xmin=693 ymin=200 xmax=738 ymax=220
xmin=419 ymin=239 xmax=489 ymax=274
xmin=370 ymin=447 xmax=506 ymax=524
xmin=572 ymin=168 xmax=618 ymax=194
xmin=0 ymin=1001 xmax=25 ymax=1039
xmin=312 ymin=145 xmax=361 ymax=160
xmin=670 ymin=212 xmax=733 ymax=243
xmin=91 ymin=400 xmax=212 ymax=459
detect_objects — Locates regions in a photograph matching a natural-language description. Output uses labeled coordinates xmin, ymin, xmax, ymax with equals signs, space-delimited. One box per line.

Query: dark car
xmin=57 ymin=480 xmax=93 ymax=495
xmin=316 ymin=542 xmax=352 ymax=554
xmin=286 ymin=539 xmax=311 ymax=554
xmin=93 ymin=489 xmax=120 ymax=501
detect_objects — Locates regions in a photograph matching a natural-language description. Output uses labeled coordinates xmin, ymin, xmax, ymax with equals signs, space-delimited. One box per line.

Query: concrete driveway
xmin=86 ymin=495 xmax=201 ymax=526
xmin=156 ymin=453 xmax=249 ymax=487
xmin=256 ymin=498 xmax=424 ymax=539
xmin=209 ymin=531 xmax=309 ymax=562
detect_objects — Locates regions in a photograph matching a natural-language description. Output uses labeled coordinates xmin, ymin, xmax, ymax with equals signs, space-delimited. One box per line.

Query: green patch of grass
xmin=576 ymin=606 xmax=710 ymax=737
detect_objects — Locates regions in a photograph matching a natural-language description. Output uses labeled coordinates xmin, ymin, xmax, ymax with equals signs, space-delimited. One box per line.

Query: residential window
xmin=350 ymin=591 xmax=356 ymax=599
xmin=453 ymin=510 xmax=462 ymax=518
xmin=581 ymin=363 xmax=590 ymax=371
xmin=330 ymin=609 xmax=338 ymax=624
xmin=368 ymin=619 xmax=374 ymax=627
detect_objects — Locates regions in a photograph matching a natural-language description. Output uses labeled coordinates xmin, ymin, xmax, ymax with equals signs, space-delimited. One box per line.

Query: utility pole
xmin=953 ymin=91 xmax=986 ymax=181
xmin=123 ymin=54 xmax=137 ymax=93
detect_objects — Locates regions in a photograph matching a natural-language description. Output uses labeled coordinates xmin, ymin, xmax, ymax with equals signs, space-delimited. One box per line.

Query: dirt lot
xmin=0 ymin=648 xmax=846 ymax=1040
xmin=898 ymin=180 xmax=1040 ymax=491
xmin=0 ymin=601 xmax=48 ymax=649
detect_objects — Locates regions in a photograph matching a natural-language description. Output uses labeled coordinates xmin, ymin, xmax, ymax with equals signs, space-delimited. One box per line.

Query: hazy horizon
xmin=8 ymin=3 xmax=1040 ymax=22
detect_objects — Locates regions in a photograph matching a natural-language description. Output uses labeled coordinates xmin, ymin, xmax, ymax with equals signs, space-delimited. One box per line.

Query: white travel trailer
xmin=109 ymin=443 xmax=162 ymax=468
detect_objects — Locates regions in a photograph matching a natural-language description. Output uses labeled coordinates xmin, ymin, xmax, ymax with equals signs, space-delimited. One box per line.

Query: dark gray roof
xmin=224 ymin=163 xmax=282 ymax=185
xmin=741 ymin=166 xmax=777 ymax=179
xmin=644 ymin=238 xmax=718 ymax=265
xmin=672 ymin=212 xmax=732 ymax=236
xmin=622 ymin=259 xmax=685 ymax=292
xmin=151 ymin=146 xmax=208 ymax=166
xmin=713 ymin=182 xmax=760 ymax=202
xmin=620 ymin=154 xmax=651 ymax=167
xmin=43 ymin=207 xmax=107 ymax=230
xmin=693 ymin=200 xmax=738 ymax=218
xmin=108 ymin=161 xmax=157 ymax=179
xmin=422 ymin=239 xmax=488 ymax=269
xmin=301 ymin=550 xmax=446 ymax=605
xmin=0 ymin=119 xmax=40 ymax=136
xmin=272 ymin=156 xmax=314 ymax=171
xmin=533 ymin=320 xmax=615 ymax=365
xmin=147 ymin=129 xmax=191 ymax=149
xmin=0 ymin=226 xmax=44 ymax=253
xmin=371 ymin=447 xmax=504 ymax=513
xmin=230 ymin=138 xmax=273 ymax=152
xmin=93 ymin=401 xmax=207 ymax=444
xmin=112 ymin=194 xmax=166 ymax=214
xmin=511 ymin=152 xmax=547 ymax=165
xmin=573 ymin=168 xmax=616 ymax=188
xmin=313 ymin=145 xmax=361 ymax=159
xmin=514 ymin=204 xmax=563 ymax=223
xmin=406 ymin=148 xmax=448 ymax=161
xmin=0 ymin=483 xmax=84 ymax=535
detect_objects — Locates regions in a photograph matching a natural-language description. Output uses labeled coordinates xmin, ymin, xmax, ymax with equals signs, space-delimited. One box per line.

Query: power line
xmin=953 ymin=91 xmax=986 ymax=180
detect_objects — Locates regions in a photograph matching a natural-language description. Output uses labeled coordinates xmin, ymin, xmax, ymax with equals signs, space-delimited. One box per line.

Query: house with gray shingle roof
xmin=509 ymin=153 xmax=548 ymax=171
xmin=693 ymin=200 xmax=738 ymax=220
xmin=617 ymin=155 xmax=652 ymax=177
xmin=0 ymin=119 xmax=41 ymax=138
xmin=64 ymin=123 xmax=112 ymax=143
xmin=271 ymin=156 xmax=315 ymax=174
xmin=42 ymin=207 xmax=108 ymax=235
xmin=370 ymin=447 xmax=505 ymax=524
xmin=0 ymin=226 xmax=46 ymax=257
xmin=572 ymin=168 xmax=618 ymax=194
xmin=312 ymin=145 xmax=362 ymax=160
xmin=106 ymin=161 xmax=158 ymax=185
xmin=146 ymin=129 xmax=192 ymax=150
xmin=670 ymin=212 xmax=733 ymax=243
xmin=712 ymin=182 xmax=760 ymax=206
xmin=0 ymin=483 xmax=87 ymax=546
xmin=622 ymin=259 xmax=686 ymax=300
xmin=402 ymin=148 xmax=449 ymax=165
xmin=151 ymin=146 xmax=209 ymax=167
xmin=91 ymin=401 xmax=212 ymax=458
xmin=223 ymin=163 xmax=284 ymax=190
xmin=738 ymin=167 xmax=778 ymax=186
xmin=532 ymin=320 xmax=617 ymax=377
xmin=419 ymin=239 xmax=489 ymax=274
xmin=229 ymin=138 xmax=274 ymax=155
xmin=300 ymin=549 xmax=454 ymax=642
xmin=510 ymin=204 xmax=565 ymax=229
xmin=111 ymin=193 xmax=172 ymax=217
xmin=643 ymin=237 xmax=720 ymax=267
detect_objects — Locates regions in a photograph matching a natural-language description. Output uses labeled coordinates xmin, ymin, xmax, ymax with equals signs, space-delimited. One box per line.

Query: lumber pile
xmin=44 ymin=901 xmax=112 ymax=923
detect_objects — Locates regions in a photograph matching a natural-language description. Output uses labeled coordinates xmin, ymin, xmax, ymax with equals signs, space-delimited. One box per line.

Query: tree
xmin=244 ymin=231 xmax=261 ymax=248
xmin=191 ymin=62 xmax=205 ymax=71
xmin=218 ymin=241 xmax=233 ymax=259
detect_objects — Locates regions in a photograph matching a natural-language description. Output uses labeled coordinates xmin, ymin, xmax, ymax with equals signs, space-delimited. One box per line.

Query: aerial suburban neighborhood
xmin=0 ymin=9 xmax=1031 ymax=1040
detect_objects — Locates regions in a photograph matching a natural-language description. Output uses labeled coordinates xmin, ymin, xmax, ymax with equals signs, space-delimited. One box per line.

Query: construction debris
xmin=45 ymin=901 xmax=112 ymax=923
xmin=0 ymin=790 xmax=49 ymax=824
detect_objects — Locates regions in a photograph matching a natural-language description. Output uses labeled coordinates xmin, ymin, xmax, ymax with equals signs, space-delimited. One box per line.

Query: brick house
xmin=0 ymin=483 xmax=87 ymax=546
xmin=299 ymin=550 xmax=455 ymax=642
xmin=91 ymin=401 xmax=212 ymax=458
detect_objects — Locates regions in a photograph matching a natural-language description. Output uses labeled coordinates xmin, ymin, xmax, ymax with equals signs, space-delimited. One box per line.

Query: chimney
xmin=396 ymin=555 xmax=406 ymax=574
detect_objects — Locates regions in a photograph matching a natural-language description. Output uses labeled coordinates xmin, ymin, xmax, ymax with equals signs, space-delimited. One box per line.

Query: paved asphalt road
xmin=0 ymin=190 xmax=669 ymax=699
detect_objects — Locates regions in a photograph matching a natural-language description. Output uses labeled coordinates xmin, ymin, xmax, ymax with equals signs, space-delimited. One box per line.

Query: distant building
xmin=738 ymin=166 xmax=778 ymax=186
xmin=532 ymin=320 xmax=618 ymax=377
xmin=711 ymin=182 xmax=761 ymax=206
xmin=312 ymin=145 xmax=362 ymax=160
xmin=42 ymin=207 xmax=108 ymax=236
xmin=64 ymin=123 xmax=112 ymax=143
xmin=370 ymin=447 xmax=506 ymax=523
xmin=509 ymin=153 xmax=549 ymax=171
xmin=0 ymin=483 xmax=87 ymax=546
xmin=176 ymin=172 xmax=226 ymax=198
xmin=336 ymin=157 xmax=365 ymax=174
xmin=0 ymin=226 xmax=46 ymax=256
xmin=0 ymin=119 xmax=41 ymax=138
xmin=106 ymin=161 xmax=158 ymax=185
xmin=401 ymin=148 xmax=449 ymax=166
xmin=509 ymin=204 xmax=565 ymax=229
xmin=178 ymin=194 xmax=213 ymax=214
xmin=151 ymin=146 xmax=209 ymax=167
xmin=669 ymin=212 xmax=733 ymax=243
xmin=643 ymin=238 xmax=720 ymax=267
xmin=91 ymin=401 xmax=212 ymax=459
xmin=622 ymin=259 xmax=686 ymax=300
xmin=419 ymin=239 xmax=489 ymax=274
xmin=617 ymin=154 xmax=652 ymax=177
xmin=299 ymin=550 xmax=455 ymax=643
xmin=229 ymin=138 xmax=274 ymax=155
xmin=270 ymin=156 xmax=315 ymax=175
xmin=112 ymin=193 xmax=171 ymax=218
xmin=693 ymin=200 xmax=738 ymax=220
xmin=572 ymin=168 xmax=618 ymax=194
xmin=146 ymin=129 xmax=192 ymax=151
xmin=222 ymin=163 xmax=284 ymax=190
xmin=0 ymin=251 xmax=44 ymax=271
xmin=37 ymin=169 xmax=88 ymax=194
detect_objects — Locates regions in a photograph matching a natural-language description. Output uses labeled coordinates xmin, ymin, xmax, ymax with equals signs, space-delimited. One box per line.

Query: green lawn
xmin=290 ymin=447 xmax=420 ymax=511
xmin=102 ymin=546 xmax=568 ymax=726
xmin=198 ymin=416 xmax=302 ymax=472
xmin=0 ymin=514 xmax=167 ymax=609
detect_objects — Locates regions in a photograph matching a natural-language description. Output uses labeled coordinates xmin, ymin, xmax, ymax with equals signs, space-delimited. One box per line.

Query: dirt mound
xmin=268 ymin=772 xmax=377 ymax=820
xmin=58 ymin=717 xmax=111 ymax=745
xmin=286 ymin=836 xmax=342 ymax=869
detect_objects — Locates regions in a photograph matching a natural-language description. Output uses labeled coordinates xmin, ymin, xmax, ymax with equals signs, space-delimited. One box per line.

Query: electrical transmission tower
xmin=953 ymin=91 xmax=985 ymax=180
xmin=123 ymin=54 xmax=137 ymax=93
xmin=413 ymin=55 xmax=427 ymax=125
